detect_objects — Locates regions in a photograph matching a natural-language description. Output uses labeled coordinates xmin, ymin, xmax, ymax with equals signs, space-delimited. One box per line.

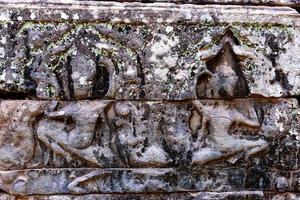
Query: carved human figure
xmin=0 ymin=101 xmax=47 ymax=170
xmin=196 ymin=33 xmax=249 ymax=98
xmin=36 ymin=101 xmax=114 ymax=166
xmin=191 ymin=101 xmax=268 ymax=165
xmin=66 ymin=102 xmax=171 ymax=193
xmin=107 ymin=102 xmax=169 ymax=167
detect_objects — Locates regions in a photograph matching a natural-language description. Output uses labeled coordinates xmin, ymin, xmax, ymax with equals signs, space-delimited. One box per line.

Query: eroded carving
xmin=1 ymin=20 xmax=299 ymax=100
xmin=36 ymin=101 xmax=117 ymax=167
xmin=0 ymin=3 xmax=299 ymax=199
xmin=21 ymin=23 xmax=145 ymax=100
xmin=107 ymin=102 xmax=170 ymax=167
xmin=190 ymin=100 xmax=267 ymax=165
xmin=0 ymin=101 xmax=47 ymax=170
xmin=0 ymin=99 xmax=298 ymax=195
xmin=196 ymin=30 xmax=250 ymax=99
xmin=30 ymin=100 xmax=272 ymax=169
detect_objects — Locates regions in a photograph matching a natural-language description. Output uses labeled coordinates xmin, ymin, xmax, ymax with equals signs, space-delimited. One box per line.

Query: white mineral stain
xmin=125 ymin=67 xmax=136 ymax=77
xmin=153 ymin=68 xmax=169 ymax=82
xmin=72 ymin=71 xmax=80 ymax=79
xmin=6 ymin=79 xmax=13 ymax=84
xmin=17 ymin=16 xmax=23 ymax=21
xmin=203 ymin=35 xmax=212 ymax=43
xmin=174 ymin=70 xmax=188 ymax=80
xmin=60 ymin=12 xmax=69 ymax=20
xmin=0 ymin=47 xmax=5 ymax=58
xmin=140 ymin=145 xmax=167 ymax=162
xmin=124 ymin=18 xmax=131 ymax=23
xmin=142 ymin=18 xmax=149 ymax=23
xmin=111 ymin=17 xmax=121 ymax=23
xmin=30 ymin=13 xmax=36 ymax=19
xmin=156 ymin=18 xmax=163 ymax=23
xmin=79 ymin=76 xmax=88 ymax=85
xmin=163 ymin=55 xmax=177 ymax=68
xmin=72 ymin=14 xmax=79 ymax=20
xmin=0 ymin=71 xmax=6 ymax=81
xmin=150 ymin=34 xmax=179 ymax=61
xmin=200 ymin=14 xmax=213 ymax=22
xmin=184 ymin=11 xmax=192 ymax=20
xmin=166 ymin=18 xmax=174 ymax=23
xmin=0 ymin=12 xmax=9 ymax=21
xmin=165 ymin=26 xmax=173 ymax=34
xmin=57 ymin=111 xmax=65 ymax=116
xmin=12 ymin=73 xmax=17 ymax=79
xmin=149 ymin=34 xmax=179 ymax=81
xmin=95 ymin=42 xmax=115 ymax=50
xmin=274 ymin=107 xmax=285 ymax=132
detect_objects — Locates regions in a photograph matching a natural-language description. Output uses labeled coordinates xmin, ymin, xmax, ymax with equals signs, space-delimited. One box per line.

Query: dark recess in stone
xmin=92 ymin=55 xmax=110 ymax=98
xmin=137 ymin=54 xmax=146 ymax=99
xmin=66 ymin=56 xmax=75 ymax=100
xmin=0 ymin=91 xmax=31 ymax=99
xmin=296 ymin=95 xmax=300 ymax=107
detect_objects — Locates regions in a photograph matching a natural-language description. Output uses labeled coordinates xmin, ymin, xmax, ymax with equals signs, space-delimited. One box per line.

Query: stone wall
xmin=0 ymin=1 xmax=299 ymax=199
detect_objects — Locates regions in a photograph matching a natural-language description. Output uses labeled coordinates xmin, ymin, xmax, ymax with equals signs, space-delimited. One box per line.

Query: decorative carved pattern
xmin=0 ymin=99 xmax=298 ymax=171
xmin=191 ymin=100 xmax=267 ymax=164
xmin=1 ymin=22 xmax=299 ymax=99
xmin=0 ymin=3 xmax=299 ymax=198
xmin=196 ymin=30 xmax=250 ymax=99
xmin=17 ymin=23 xmax=146 ymax=100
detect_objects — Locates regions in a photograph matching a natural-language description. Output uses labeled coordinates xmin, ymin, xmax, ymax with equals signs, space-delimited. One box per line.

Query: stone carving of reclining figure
xmin=37 ymin=101 xmax=114 ymax=166
xmin=191 ymin=100 xmax=268 ymax=165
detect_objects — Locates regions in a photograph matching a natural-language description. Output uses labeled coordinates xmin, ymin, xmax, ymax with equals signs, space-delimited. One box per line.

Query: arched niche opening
xmin=196 ymin=31 xmax=250 ymax=99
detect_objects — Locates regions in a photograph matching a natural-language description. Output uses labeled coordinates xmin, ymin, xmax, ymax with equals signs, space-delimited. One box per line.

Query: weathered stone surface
xmin=4 ymin=192 xmax=300 ymax=200
xmin=84 ymin=0 xmax=300 ymax=8
xmin=0 ymin=99 xmax=299 ymax=195
xmin=0 ymin=99 xmax=298 ymax=170
xmin=3 ymin=167 xmax=300 ymax=195
xmin=0 ymin=191 xmax=267 ymax=200
xmin=0 ymin=1 xmax=299 ymax=199
xmin=0 ymin=3 xmax=299 ymax=99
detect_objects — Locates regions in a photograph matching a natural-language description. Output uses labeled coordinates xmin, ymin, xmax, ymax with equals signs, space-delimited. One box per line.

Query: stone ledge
xmin=2 ymin=167 xmax=300 ymax=195
xmin=2 ymin=192 xmax=300 ymax=200
xmin=0 ymin=0 xmax=299 ymax=8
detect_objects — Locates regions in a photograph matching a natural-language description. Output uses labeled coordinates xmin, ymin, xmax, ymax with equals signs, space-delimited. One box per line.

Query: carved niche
xmin=16 ymin=23 xmax=146 ymax=100
xmin=196 ymin=30 xmax=250 ymax=99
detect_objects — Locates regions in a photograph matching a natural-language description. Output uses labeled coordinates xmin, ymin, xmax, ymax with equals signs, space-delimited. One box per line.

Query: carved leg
xmin=225 ymin=138 xmax=268 ymax=160
xmin=68 ymin=170 xmax=107 ymax=193
xmin=36 ymin=119 xmax=72 ymax=158
xmin=192 ymin=148 xmax=223 ymax=165
xmin=244 ymin=139 xmax=268 ymax=160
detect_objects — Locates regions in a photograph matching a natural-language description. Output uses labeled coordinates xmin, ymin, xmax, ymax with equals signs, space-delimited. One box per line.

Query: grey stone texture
xmin=0 ymin=2 xmax=299 ymax=100
xmin=0 ymin=0 xmax=299 ymax=199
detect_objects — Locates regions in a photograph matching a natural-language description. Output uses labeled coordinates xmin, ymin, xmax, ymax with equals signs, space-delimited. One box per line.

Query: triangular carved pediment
xmin=196 ymin=30 xmax=250 ymax=99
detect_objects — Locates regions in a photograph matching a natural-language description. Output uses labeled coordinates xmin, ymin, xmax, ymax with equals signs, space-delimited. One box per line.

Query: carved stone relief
xmin=196 ymin=30 xmax=250 ymax=98
xmin=0 ymin=1 xmax=299 ymax=199
xmin=0 ymin=10 xmax=299 ymax=100
xmin=0 ymin=99 xmax=298 ymax=196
